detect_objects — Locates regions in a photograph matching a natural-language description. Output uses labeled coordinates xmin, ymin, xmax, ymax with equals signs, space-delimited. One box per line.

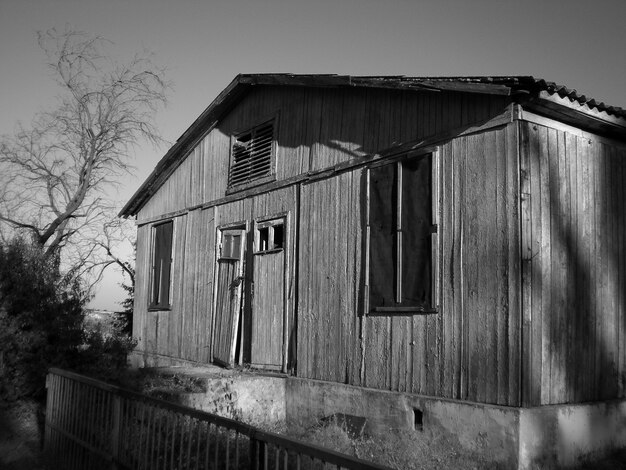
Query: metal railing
xmin=44 ymin=368 xmax=391 ymax=470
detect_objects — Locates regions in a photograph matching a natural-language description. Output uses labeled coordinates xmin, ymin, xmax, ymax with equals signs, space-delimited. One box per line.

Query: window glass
xmin=369 ymin=155 xmax=432 ymax=311
xmin=150 ymin=220 xmax=173 ymax=309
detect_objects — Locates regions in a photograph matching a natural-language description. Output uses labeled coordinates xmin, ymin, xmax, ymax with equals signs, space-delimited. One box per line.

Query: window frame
xmin=226 ymin=115 xmax=278 ymax=194
xmin=148 ymin=219 xmax=174 ymax=311
xmin=364 ymin=149 xmax=440 ymax=315
xmin=253 ymin=215 xmax=286 ymax=256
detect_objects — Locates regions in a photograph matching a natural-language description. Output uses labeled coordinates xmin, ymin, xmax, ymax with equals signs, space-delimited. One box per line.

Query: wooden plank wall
xmin=520 ymin=121 xmax=626 ymax=405
xmin=136 ymin=186 xmax=297 ymax=366
xmin=138 ymin=87 xmax=509 ymax=222
xmin=134 ymin=85 xmax=524 ymax=405
xmin=298 ymin=170 xmax=363 ymax=386
xmin=133 ymin=223 xmax=151 ymax=354
xmin=297 ymin=125 xmax=521 ymax=405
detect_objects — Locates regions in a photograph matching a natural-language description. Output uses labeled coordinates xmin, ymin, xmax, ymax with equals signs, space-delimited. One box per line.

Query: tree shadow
xmin=525 ymin=123 xmax=625 ymax=405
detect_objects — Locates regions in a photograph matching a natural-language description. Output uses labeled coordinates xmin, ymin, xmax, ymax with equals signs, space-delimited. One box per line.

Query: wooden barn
xmin=121 ymin=74 xmax=626 ymax=466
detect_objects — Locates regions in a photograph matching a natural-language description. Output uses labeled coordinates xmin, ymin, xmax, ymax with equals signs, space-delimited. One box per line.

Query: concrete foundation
xmin=129 ymin=353 xmax=626 ymax=469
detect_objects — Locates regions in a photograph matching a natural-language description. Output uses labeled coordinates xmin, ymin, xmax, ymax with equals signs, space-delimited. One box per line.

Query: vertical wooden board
xmin=594 ymin=143 xmax=608 ymax=398
xmin=572 ymin=134 xmax=586 ymax=401
xmin=547 ymin=127 xmax=566 ymax=404
xmin=410 ymin=315 xmax=427 ymax=394
xmin=341 ymin=170 xmax=353 ymax=383
xmin=188 ymin=209 xmax=203 ymax=360
xmin=192 ymin=209 xmax=206 ymax=362
xmin=340 ymin=88 xmax=369 ymax=160
xmin=276 ymin=88 xmax=306 ymax=179
xmin=616 ymin=146 xmax=626 ymax=396
xmin=387 ymin=89 xmax=404 ymax=147
xmin=461 ymin=133 xmax=481 ymax=401
xmin=439 ymin=142 xmax=455 ymax=399
xmin=563 ymin=131 xmax=577 ymax=403
xmin=313 ymin=88 xmax=344 ymax=170
xmin=304 ymin=89 xmax=324 ymax=171
xmin=423 ymin=313 xmax=438 ymax=396
xmin=181 ymin=211 xmax=195 ymax=360
xmin=364 ymin=316 xmax=390 ymax=389
xmin=519 ymin=122 xmax=534 ymax=406
xmin=494 ymin=127 xmax=509 ymax=404
xmin=483 ymin=129 xmax=500 ymax=403
xmin=361 ymin=89 xmax=381 ymax=155
xmin=250 ymin=252 xmax=284 ymax=366
xmin=453 ymin=137 xmax=468 ymax=400
xmin=133 ymin=224 xmax=150 ymax=351
xmin=615 ymin=147 xmax=626 ymax=396
xmin=299 ymin=180 xmax=324 ymax=378
xmin=296 ymin=183 xmax=311 ymax=377
xmin=167 ymin=214 xmax=187 ymax=358
xmin=595 ymin=143 xmax=606 ymax=397
xmin=350 ymin=169 xmax=364 ymax=385
xmin=390 ymin=316 xmax=410 ymax=392
xmin=505 ymin=123 xmax=521 ymax=406
xmin=528 ymin=124 xmax=543 ymax=407
xmin=446 ymin=138 xmax=462 ymax=400
xmin=582 ymin=136 xmax=595 ymax=400
xmin=608 ymin=142 xmax=621 ymax=397
xmin=463 ymin=133 xmax=479 ymax=401
xmin=538 ymin=125 xmax=552 ymax=405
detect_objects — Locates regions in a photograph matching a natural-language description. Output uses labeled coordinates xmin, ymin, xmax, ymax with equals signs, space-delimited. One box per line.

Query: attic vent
xmin=228 ymin=119 xmax=275 ymax=189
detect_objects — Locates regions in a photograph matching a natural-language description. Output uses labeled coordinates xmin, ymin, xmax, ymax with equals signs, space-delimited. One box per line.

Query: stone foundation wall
xmin=128 ymin=353 xmax=626 ymax=469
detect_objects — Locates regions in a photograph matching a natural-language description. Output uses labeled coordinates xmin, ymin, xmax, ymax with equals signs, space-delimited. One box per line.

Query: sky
xmin=1 ymin=0 xmax=625 ymax=310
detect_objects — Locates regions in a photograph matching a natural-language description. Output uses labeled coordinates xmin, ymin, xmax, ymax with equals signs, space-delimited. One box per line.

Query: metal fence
xmin=44 ymin=368 xmax=391 ymax=470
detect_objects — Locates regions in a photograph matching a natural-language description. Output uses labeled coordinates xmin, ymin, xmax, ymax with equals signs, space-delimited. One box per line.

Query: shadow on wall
xmin=525 ymin=123 xmax=626 ymax=406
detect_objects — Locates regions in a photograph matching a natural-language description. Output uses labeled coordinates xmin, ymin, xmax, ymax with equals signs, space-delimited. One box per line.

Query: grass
xmin=290 ymin=419 xmax=500 ymax=470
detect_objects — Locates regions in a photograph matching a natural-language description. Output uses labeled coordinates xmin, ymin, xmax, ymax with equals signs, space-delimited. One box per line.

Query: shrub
xmin=0 ymin=237 xmax=136 ymax=401
xmin=0 ymin=238 xmax=85 ymax=400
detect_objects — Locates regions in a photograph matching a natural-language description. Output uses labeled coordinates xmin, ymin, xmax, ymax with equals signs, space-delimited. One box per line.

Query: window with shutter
xmin=228 ymin=119 xmax=275 ymax=191
xmin=368 ymin=153 xmax=438 ymax=313
xmin=149 ymin=220 xmax=173 ymax=310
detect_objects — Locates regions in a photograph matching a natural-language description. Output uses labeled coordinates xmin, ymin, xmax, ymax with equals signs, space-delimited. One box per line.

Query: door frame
xmin=211 ymin=220 xmax=249 ymax=367
xmin=251 ymin=211 xmax=291 ymax=372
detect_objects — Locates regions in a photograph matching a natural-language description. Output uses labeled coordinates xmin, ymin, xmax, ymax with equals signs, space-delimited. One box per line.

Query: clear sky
xmin=1 ymin=0 xmax=625 ymax=310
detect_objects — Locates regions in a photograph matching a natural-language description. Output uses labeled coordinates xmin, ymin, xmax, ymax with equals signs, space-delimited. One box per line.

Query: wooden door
xmin=212 ymin=228 xmax=246 ymax=367
xmin=250 ymin=218 xmax=286 ymax=369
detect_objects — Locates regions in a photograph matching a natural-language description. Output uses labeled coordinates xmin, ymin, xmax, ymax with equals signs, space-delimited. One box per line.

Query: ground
xmin=0 ymin=400 xmax=44 ymax=470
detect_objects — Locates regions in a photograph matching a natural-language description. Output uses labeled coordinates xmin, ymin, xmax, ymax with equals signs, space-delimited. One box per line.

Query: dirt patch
xmin=0 ymin=400 xmax=45 ymax=470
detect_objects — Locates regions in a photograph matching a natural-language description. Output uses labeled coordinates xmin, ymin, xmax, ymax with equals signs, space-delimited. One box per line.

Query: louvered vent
xmin=228 ymin=120 xmax=274 ymax=188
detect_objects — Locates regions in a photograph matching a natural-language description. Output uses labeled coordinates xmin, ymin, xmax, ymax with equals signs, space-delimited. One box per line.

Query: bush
xmin=0 ymin=237 xmax=136 ymax=401
xmin=0 ymin=238 xmax=85 ymax=400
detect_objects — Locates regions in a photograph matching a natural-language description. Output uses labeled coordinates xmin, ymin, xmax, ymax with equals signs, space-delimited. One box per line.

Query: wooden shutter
xmin=228 ymin=120 xmax=274 ymax=188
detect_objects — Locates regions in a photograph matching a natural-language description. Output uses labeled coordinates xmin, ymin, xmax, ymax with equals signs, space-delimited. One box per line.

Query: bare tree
xmin=0 ymin=27 xmax=169 ymax=261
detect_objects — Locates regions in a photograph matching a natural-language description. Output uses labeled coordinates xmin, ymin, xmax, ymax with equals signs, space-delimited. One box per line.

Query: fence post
xmin=249 ymin=433 xmax=267 ymax=470
xmin=111 ymin=394 xmax=122 ymax=470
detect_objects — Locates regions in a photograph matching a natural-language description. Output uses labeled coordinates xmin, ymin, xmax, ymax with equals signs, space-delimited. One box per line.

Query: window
xmin=228 ymin=119 xmax=275 ymax=190
xmin=220 ymin=231 xmax=243 ymax=260
xmin=367 ymin=153 xmax=437 ymax=313
xmin=254 ymin=219 xmax=284 ymax=254
xmin=150 ymin=220 xmax=173 ymax=309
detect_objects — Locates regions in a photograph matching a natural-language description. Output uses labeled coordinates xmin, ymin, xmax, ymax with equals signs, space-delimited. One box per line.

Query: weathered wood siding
xmin=297 ymin=124 xmax=521 ymax=405
xmin=138 ymin=87 xmax=509 ymax=222
xmin=132 ymin=85 xmax=529 ymax=405
xmin=520 ymin=121 xmax=626 ymax=405
xmin=134 ymin=186 xmax=297 ymax=367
